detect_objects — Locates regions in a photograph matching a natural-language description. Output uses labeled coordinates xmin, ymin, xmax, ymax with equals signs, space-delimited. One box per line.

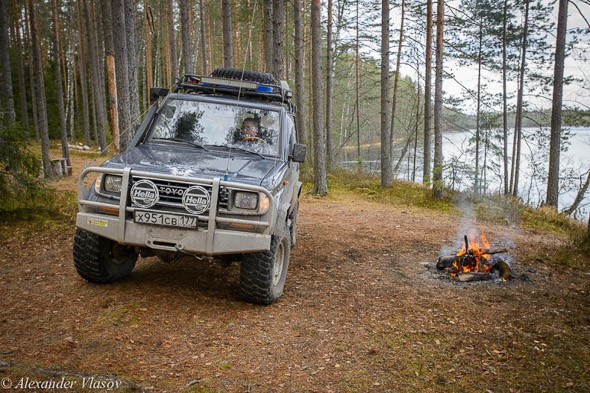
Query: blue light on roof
xmin=256 ymin=85 xmax=273 ymax=93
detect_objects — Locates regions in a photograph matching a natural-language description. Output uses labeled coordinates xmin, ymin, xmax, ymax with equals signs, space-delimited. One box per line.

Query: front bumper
xmin=77 ymin=167 xmax=274 ymax=255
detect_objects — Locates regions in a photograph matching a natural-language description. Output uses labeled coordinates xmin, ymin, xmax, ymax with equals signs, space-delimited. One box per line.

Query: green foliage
xmin=0 ymin=123 xmax=44 ymax=212
xmin=323 ymin=168 xmax=456 ymax=212
xmin=0 ymin=124 xmax=77 ymax=224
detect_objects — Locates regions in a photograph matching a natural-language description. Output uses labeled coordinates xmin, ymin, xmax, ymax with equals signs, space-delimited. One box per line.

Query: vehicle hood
xmin=103 ymin=144 xmax=281 ymax=187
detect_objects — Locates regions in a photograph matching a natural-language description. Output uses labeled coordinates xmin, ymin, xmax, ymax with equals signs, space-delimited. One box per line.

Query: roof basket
xmin=174 ymin=74 xmax=295 ymax=111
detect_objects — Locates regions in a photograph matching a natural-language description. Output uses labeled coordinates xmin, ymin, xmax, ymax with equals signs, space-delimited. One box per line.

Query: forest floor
xmin=0 ymin=153 xmax=589 ymax=392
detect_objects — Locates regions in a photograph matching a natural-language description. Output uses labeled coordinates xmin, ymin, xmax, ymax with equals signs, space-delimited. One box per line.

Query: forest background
xmin=0 ymin=0 xmax=589 ymax=233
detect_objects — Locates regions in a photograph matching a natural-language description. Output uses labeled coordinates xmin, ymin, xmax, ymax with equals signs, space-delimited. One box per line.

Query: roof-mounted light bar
xmin=200 ymin=76 xmax=258 ymax=90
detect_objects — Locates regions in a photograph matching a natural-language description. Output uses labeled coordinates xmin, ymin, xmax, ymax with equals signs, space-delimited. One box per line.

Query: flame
xmin=449 ymin=231 xmax=492 ymax=276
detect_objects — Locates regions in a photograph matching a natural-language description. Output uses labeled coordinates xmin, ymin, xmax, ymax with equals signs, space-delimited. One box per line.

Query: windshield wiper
xmin=205 ymin=144 xmax=266 ymax=159
xmin=160 ymin=138 xmax=209 ymax=151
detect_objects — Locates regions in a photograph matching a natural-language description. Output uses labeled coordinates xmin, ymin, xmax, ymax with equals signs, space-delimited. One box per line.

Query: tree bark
xmin=311 ymin=0 xmax=327 ymax=195
xmin=125 ymin=0 xmax=140 ymax=127
xmin=510 ymin=0 xmax=529 ymax=197
xmin=76 ymin=0 xmax=91 ymax=146
xmin=502 ymin=0 xmax=509 ymax=195
xmin=432 ymin=0 xmax=445 ymax=199
xmin=380 ymin=0 xmax=392 ymax=187
xmin=293 ymin=0 xmax=308 ymax=146
xmin=199 ymin=0 xmax=208 ymax=74
xmin=390 ymin=0 xmax=406 ymax=176
xmin=263 ymin=0 xmax=274 ymax=74
xmin=26 ymin=0 xmax=52 ymax=177
xmin=10 ymin=0 xmax=29 ymax=132
xmin=84 ymin=0 xmax=107 ymax=152
xmin=180 ymin=0 xmax=193 ymax=74
xmin=326 ymin=0 xmax=334 ymax=170
xmin=474 ymin=18 xmax=483 ymax=195
xmin=222 ymin=0 xmax=233 ymax=68
xmin=145 ymin=0 xmax=152 ymax=101
xmin=355 ymin=0 xmax=361 ymax=164
xmin=0 ymin=0 xmax=15 ymax=125
xmin=167 ymin=0 xmax=178 ymax=82
xmin=112 ymin=0 xmax=131 ymax=151
xmin=546 ymin=0 xmax=568 ymax=208
xmin=52 ymin=0 xmax=70 ymax=162
xmin=423 ymin=0 xmax=433 ymax=186
xmin=272 ymin=0 xmax=283 ymax=80
xmin=102 ymin=0 xmax=119 ymax=152
xmin=563 ymin=169 xmax=590 ymax=216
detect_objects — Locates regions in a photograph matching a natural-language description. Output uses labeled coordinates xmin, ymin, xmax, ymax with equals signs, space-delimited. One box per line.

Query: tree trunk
xmin=326 ymin=0 xmax=334 ymax=170
xmin=84 ymin=0 xmax=107 ymax=152
xmin=380 ymin=0 xmax=392 ymax=187
xmin=546 ymin=0 xmax=568 ymax=208
xmin=390 ymin=0 xmax=406 ymax=176
xmin=76 ymin=0 xmax=91 ymax=146
xmin=311 ymin=0 xmax=327 ymax=195
xmin=26 ymin=0 xmax=52 ymax=177
xmin=293 ymin=0 xmax=308 ymax=146
xmin=432 ymin=0 xmax=444 ymax=199
xmin=474 ymin=19 xmax=482 ymax=195
xmin=102 ymin=0 xmax=119 ymax=152
xmin=125 ymin=0 xmax=140 ymax=128
xmin=51 ymin=0 xmax=70 ymax=163
xmin=502 ymin=0 xmax=509 ymax=195
xmin=272 ymin=0 xmax=284 ymax=80
xmin=199 ymin=0 xmax=208 ymax=74
xmin=423 ymin=0 xmax=433 ymax=186
xmin=355 ymin=0 xmax=361 ymax=164
xmin=11 ymin=0 xmax=29 ymax=132
xmin=222 ymin=0 xmax=233 ymax=68
xmin=167 ymin=0 xmax=178 ymax=82
xmin=180 ymin=0 xmax=193 ymax=74
xmin=145 ymin=0 xmax=152 ymax=101
xmin=263 ymin=0 xmax=273 ymax=74
xmin=0 ymin=0 xmax=15 ymax=125
xmin=510 ymin=0 xmax=529 ymax=197
xmin=563 ymin=169 xmax=590 ymax=216
xmin=112 ymin=0 xmax=131 ymax=151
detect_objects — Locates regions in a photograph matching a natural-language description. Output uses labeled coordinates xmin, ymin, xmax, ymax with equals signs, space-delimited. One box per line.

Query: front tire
xmin=240 ymin=233 xmax=291 ymax=305
xmin=73 ymin=229 xmax=137 ymax=283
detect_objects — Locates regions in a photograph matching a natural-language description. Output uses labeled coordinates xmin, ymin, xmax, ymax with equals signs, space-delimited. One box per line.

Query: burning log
xmin=437 ymin=234 xmax=512 ymax=281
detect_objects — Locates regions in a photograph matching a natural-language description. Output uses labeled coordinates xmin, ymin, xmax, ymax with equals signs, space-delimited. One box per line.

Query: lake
xmin=340 ymin=127 xmax=590 ymax=219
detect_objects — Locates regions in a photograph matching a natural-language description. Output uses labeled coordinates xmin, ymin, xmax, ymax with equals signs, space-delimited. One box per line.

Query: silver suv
xmin=73 ymin=69 xmax=306 ymax=305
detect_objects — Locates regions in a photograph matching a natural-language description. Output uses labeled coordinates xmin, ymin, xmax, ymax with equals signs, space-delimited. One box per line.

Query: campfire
xmin=436 ymin=231 xmax=512 ymax=282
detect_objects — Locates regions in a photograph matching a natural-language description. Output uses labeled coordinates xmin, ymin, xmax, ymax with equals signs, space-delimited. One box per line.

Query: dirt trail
xmin=1 ymin=159 xmax=589 ymax=392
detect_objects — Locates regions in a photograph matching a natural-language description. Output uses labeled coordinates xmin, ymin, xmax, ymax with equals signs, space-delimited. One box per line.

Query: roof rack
xmin=174 ymin=75 xmax=295 ymax=111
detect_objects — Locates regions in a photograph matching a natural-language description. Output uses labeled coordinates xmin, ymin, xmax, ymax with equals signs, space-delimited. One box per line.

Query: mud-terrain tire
xmin=289 ymin=200 xmax=299 ymax=247
xmin=73 ymin=229 xmax=137 ymax=283
xmin=211 ymin=68 xmax=278 ymax=85
xmin=240 ymin=232 xmax=291 ymax=305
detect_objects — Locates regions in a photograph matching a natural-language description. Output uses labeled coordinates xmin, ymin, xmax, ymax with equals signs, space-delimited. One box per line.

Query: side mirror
xmin=150 ymin=87 xmax=169 ymax=105
xmin=291 ymin=143 xmax=306 ymax=163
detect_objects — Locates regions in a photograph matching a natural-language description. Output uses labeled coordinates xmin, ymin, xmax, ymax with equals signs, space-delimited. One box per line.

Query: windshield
xmin=147 ymin=99 xmax=281 ymax=157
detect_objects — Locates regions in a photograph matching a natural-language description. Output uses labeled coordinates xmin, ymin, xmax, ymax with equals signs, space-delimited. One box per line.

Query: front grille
xmin=130 ymin=176 xmax=229 ymax=211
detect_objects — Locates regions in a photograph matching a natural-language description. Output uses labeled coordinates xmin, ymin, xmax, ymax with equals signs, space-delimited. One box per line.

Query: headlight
xmin=103 ymin=175 xmax=123 ymax=193
xmin=234 ymin=191 xmax=258 ymax=210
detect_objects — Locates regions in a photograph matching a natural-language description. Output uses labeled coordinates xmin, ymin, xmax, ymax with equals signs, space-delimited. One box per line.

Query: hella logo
xmin=130 ymin=179 xmax=159 ymax=208
xmin=182 ymin=186 xmax=211 ymax=214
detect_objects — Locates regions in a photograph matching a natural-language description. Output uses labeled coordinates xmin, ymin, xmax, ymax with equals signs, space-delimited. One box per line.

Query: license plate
xmin=134 ymin=210 xmax=198 ymax=228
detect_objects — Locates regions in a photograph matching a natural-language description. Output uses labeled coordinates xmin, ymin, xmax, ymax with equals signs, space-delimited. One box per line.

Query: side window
xmin=285 ymin=114 xmax=296 ymax=152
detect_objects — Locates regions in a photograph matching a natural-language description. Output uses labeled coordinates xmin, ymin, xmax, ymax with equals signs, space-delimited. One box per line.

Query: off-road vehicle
xmin=73 ymin=68 xmax=306 ymax=305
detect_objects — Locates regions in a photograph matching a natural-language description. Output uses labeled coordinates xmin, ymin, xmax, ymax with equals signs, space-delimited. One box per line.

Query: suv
xmin=73 ymin=69 xmax=306 ymax=305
